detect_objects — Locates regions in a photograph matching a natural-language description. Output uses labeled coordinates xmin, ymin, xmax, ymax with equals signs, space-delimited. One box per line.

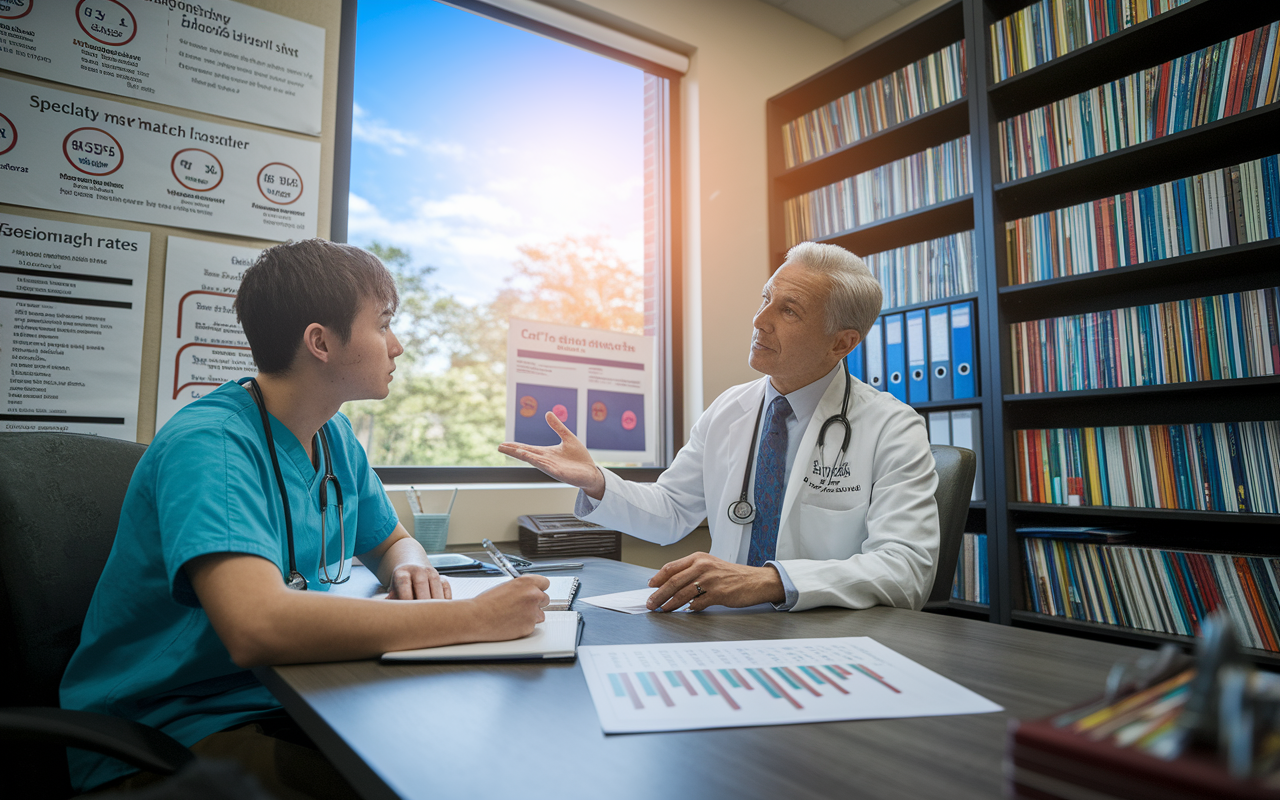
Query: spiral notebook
xmin=381 ymin=611 xmax=583 ymax=662
xmin=445 ymin=575 xmax=580 ymax=611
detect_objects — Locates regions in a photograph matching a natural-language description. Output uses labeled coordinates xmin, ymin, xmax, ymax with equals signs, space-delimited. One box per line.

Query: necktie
xmin=748 ymin=395 xmax=791 ymax=567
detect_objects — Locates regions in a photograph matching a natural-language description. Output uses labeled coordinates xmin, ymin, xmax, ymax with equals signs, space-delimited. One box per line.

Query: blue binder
xmin=949 ymin=300 xmax=977 ymax=399
xmin=906 ymin=309 xmax=928 ymax=403
xmin=864 ymin=318 xmax=884 ymax=391
xmin=845 ymin=341 xmax=863 ymax=382
xmin=928 ymin=305 xmax=952 ymax=401
xmin=884 ymin=313 xmax=906 ymax=402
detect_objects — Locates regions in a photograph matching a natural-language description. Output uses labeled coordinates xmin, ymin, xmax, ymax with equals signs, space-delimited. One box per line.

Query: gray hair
xmin=783 ymin=242 xmax=882 ymax=337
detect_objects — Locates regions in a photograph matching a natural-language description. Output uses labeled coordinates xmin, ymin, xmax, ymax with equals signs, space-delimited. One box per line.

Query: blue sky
xmin=349 ymin=1 xmax=645 ymax=303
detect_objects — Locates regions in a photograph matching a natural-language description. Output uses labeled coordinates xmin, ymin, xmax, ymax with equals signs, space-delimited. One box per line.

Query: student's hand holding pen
xmin=467 ymin=575 xmax=551 ymax=640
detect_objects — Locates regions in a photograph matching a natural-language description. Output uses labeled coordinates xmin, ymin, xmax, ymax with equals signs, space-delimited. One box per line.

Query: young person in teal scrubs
xmin=60 ymin=239 xmax=549 ymax=798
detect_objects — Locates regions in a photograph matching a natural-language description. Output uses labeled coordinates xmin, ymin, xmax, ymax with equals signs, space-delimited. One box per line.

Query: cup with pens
xmin=407 ymin=486 xmax=456 ymax=554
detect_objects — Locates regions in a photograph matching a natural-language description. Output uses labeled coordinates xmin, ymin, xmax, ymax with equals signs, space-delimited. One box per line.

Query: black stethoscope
xmin=727 ymin=368 xmax=853 ymax=525
xmin=241 ymin=377 xmax=348 ymax=590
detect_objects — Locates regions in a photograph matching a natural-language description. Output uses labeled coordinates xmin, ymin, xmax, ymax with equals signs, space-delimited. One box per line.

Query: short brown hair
xmin=234 ymin=239 xmax=398 ymax=374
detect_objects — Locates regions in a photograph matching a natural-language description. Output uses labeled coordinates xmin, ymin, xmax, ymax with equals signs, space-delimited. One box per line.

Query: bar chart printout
xmin=578 ymin=638 xmax=1002 ymax=733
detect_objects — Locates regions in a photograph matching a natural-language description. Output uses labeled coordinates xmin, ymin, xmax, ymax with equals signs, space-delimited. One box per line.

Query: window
xmin=339 ymin=0 xmax=677 ymax=479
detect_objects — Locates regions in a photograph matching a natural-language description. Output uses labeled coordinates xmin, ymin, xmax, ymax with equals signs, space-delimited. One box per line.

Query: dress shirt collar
xmin=762 ymin=361 xmax=844 ymax=433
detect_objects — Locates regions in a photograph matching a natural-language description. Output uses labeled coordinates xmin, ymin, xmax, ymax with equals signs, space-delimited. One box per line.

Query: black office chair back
xmin=925 ymin=445 xmax=977 ymax=610
xmin=0 ymin=432 xmax=146 ymax=709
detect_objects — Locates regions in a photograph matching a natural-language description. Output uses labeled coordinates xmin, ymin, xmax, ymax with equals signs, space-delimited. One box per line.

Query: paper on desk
xmin=578 ymin=637 xmax=1002 ymax=733
xmin=579 ymin=588 xmax=694 ymax=614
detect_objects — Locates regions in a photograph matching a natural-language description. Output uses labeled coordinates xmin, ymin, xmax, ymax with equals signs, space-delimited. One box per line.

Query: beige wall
xmin=0 ymin=0 xmax=342 ymax=444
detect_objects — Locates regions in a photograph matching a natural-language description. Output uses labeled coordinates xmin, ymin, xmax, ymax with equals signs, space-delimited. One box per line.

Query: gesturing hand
xmin=646 ymin=552 xmax=787 ymax=612
xmin=498 ymin=411 xmax=606 ymax=500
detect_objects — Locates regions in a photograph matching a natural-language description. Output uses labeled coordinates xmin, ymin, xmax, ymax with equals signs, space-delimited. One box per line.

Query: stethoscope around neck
xmin=727 ymin=368 xmax=853 ymax=525
xmin=241 ymin=377 xmax=348 ymax=590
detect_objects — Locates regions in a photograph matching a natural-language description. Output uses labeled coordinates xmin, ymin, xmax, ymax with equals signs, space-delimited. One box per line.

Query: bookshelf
xmin=767 ymin=0 xmax=1280 ymax=660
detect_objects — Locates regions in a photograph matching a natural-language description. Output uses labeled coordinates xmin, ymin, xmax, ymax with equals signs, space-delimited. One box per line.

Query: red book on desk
xmin=1007 ymin=717 xmax=1280 ymax=799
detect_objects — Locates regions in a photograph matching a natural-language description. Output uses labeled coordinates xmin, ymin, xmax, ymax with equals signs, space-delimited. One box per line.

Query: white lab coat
xmin=579 ymin=372 xmax=940 ymax=611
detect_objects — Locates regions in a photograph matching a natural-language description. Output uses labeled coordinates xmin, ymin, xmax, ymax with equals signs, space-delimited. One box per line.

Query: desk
xmin=259 ymin=558 xmax=1145 ymax=800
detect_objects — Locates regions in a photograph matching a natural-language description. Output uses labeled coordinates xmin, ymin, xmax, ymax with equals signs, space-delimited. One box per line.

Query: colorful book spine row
xmin=781 ymin=41 xmax=966 ymax=169
xmin=783 ymin=136 xmax=971 ymax=247
xmin=1006 ymin=154 xmax=1280 ymax=285
xmin=997 ymin=21 xmax=1280 ymax=182
xmin=1010 ymin=287 xmax=1280 ymax=394
xmin=866 ymin=230 xmax=975 ymax=310
xmin=989 ymin=0 xmax=1190 ymax=83
xmin=951 ymin=532 xmax=989 ymax=604
xmin=1022 ymin=537 xmax=1280 ymax=652
xmin=1014 ymin=421 xmax=1280 ymax=513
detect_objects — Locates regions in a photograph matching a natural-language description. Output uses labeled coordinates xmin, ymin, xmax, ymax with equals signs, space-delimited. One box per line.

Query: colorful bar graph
xmin=754 ymin=668 xmax=804 ymax=709
xmin=674 ymin=669 xmax=697 ymax=696
xmin=648 ymin=671 xmax=674 ymax=707
xmin=772 ymin=667 xmax=802 ymax=691
xmin=694 ymin=670 xmax=717 ymax=695
xmin=802 ymin=665 xmax=849 ymax=695
xmin=609 ymin=673 xmax=625 ymax=698
xmin=747 ymin=668 xmax=781 ymax=699
xmin=731 ymin=668 xmax=753 ymax=690
xmin=701 ymin=669 xmax=741 ymax=711
xmin=665 ymin=670 xmax=681 ymax=689
xmin=719 ymin=668 xmax=740 ymax=688
xmin=618 ymin=673 xmax=644 ymax=709
xmin=851 ymin=663 xmax=902 ymax=694
xmin=637 ymin=672 xmax=658 ymax=697
xmin=782 ymin=666 xmax=822 ymax=697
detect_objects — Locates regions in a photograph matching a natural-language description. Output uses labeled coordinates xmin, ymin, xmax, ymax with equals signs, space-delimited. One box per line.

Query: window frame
xmin=332 ymin=0 xmax=682 ymax=484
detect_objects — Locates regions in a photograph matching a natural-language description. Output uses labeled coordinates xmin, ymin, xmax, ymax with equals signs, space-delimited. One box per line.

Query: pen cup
xmin=412 ymin=513 xmax=450 ymax=554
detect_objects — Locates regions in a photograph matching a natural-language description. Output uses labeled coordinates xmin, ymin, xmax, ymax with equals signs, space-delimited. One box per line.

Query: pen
xmin=481 ymin=538 xmax=522 ymax=580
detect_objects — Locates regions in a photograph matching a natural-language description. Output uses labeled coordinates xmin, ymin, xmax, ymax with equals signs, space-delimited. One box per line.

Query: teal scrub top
xmin=60 ymin=380 xmax=398 ymax=791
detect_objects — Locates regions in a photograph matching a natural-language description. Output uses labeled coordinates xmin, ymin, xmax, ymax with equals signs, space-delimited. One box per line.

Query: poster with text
xmin=154 ymin=235 xmax=259 ymax=431
xmin=0 ymin=78 xmax=319 ymax=240
xmin=506 ymin=317 xmax=656 ymax=465
xmin=0 ymin=211 xmax=148 ymax=440
xmin=0 ymin=0 xmax=324 ymax=135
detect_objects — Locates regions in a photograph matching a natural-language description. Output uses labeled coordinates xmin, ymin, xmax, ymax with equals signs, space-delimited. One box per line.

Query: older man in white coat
xmin=499 ymin=242 xmax=939 ymax=613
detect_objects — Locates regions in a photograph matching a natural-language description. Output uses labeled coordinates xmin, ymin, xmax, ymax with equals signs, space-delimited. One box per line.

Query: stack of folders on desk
xmin=1008 ymin=668 xmax=1280 ymax=799
xmin=927 ymin=409 xmax=982 ymax=501
xmin=847 ymin=300 xmax=977 ymax=404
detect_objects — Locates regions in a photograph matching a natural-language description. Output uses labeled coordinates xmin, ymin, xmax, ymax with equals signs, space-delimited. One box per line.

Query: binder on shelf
xmin=884 ymin=313 xmax=907 ymax=402
xmin=906 ymin=309 xmax=929 ymax=403
xmin=951 ymin=409 xmax=983 ymax=502
xmin=927 ymin=411 xmax=951 ymax=446
xmin=928 ymin=305 xmax=952 ymax=402
xmin=865 ymin=319 xmax=884 ymax=391
xmin=949 ymin=300 xmax=976 ymax=399
xmin=846 ymin=341 xmax=863 ymax=383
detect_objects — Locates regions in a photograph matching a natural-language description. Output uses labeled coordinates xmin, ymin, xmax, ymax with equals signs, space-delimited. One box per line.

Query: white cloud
xmin=351 ymin=103 xmax=464 ymax=159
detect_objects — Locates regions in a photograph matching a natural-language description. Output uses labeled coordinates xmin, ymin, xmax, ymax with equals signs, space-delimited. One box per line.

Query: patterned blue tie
xmin=748 ymin=395 xmax=791 ymax=567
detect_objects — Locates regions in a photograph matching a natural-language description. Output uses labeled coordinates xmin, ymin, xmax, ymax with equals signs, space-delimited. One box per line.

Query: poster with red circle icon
xmin=0 ymin=0 xmax=324 ymax=136
xmin=0 ymin=80 xmax=319 ymax=241
xmin=505 ymin=318 xmax=656 ymax=465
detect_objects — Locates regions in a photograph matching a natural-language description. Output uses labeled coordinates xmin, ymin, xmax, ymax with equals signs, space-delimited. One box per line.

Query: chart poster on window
xmin=154 ymin=235 xmax=259 ymax=432
xmin=0 ymin=78 xmax=319 ymax=240
xmin=505 ymin=317 xmax=656 ymax=466
xmin=0 ymin=0 xmax=324 ymax=135
xmin=0 ymin=211 xmax=148 ymax=440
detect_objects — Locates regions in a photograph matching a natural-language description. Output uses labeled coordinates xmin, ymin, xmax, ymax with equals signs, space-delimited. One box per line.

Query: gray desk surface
xmin=259 ymin=557 xmax=1145 ymax=800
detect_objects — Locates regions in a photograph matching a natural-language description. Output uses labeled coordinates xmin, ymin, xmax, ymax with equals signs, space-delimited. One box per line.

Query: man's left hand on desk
xmin=646 ymin=552 xmax=785 ymax=612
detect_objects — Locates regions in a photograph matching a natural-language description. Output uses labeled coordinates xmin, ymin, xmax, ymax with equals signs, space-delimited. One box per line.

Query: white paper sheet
xmin=0 ymin=79 xmax=320 ymax=240
xmin=578 ymin=637 xmax=1002 ymax=733
xmin=1 ymin=211 xmax=148 ymax=440
xmin=580 ymin=587 xmax=667 ymax=614
xmin=0 ymin=0 xmax=324 ymax=135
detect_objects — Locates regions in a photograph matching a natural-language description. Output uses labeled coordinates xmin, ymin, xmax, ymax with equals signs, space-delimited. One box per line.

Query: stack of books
xmin=951 ymin=532 xmax=989 ymax=604
xmin=783 ymin=136 xmax=971 ymax=246
xmin=1009 ymin=286 xmax=1280 ymax=393
xmin=997 ymin=21 xmax=1280 ymax=182
xmin=1013 ymin=420 xmax=1280 ymax=513
xmin=1013 ymin=284 xmax=1274 ymax=394
xmin=1005 ymin=154 xmax=1280 ymax=285
xmin=990 ymin=0 xmax=1191 ymax=83
xmin=866 ymin=230 xmax=976 ymax=310
xmin=781 ymin=41 xmax=966 ymax=168
xmin=1022 ymin=534 xmax=1280 ymax=651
